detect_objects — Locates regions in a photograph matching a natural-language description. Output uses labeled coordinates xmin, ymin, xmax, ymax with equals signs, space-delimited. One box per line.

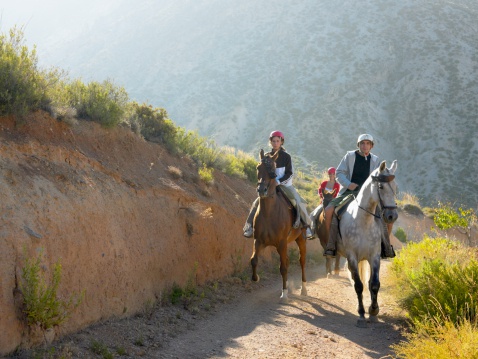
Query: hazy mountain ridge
xmin=38 ymin=0 xmax=478 ymax=207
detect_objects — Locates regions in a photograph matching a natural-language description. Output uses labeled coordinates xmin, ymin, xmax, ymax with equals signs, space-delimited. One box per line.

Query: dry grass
xmin=167 ymin=165 xmax=183 ymax=179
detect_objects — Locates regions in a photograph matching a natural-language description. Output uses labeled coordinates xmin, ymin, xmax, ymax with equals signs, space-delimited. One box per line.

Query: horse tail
xmin=346 ymin=259 xmax=370 ymax=287
xmin=358 ymin=260 xmax=370 ymax=286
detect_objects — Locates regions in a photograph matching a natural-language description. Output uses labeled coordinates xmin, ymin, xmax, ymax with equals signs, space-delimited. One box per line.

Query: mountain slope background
xmin=7 ymin=0 xmax=478 ymax=207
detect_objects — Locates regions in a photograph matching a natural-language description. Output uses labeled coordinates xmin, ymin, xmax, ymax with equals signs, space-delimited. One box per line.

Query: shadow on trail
xmin=154 ymin=261 xmax=405 ymax=359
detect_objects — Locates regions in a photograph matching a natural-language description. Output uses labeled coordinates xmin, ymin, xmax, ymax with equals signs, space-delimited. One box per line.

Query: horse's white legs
xmin=301 ymin=281 xmax=308 ymax=296
xmin=280 ymin=288 xmax=289 ymax=301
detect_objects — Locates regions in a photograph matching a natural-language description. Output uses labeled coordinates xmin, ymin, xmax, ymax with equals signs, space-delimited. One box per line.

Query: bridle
xmin=358 ymin=173 xmax=397 ymax=218
xmin=257 ymin=156 xmax=277 ymax=198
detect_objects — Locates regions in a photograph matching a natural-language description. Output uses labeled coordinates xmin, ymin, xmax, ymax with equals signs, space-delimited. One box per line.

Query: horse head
xmin=371 ymin=160 xmax=398 ymax=224
xmin=256 ymin=149 xmax=279 ymax=199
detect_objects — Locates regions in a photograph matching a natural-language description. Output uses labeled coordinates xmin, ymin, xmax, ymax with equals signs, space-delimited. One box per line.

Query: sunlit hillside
xmin=24 ymin=0 xmax=478 ymax=207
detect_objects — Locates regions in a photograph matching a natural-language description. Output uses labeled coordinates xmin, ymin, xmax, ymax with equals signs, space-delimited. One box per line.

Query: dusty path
xmin=14 ymin=259 xmax=406 ymax=358
xmin=152 ymin=260 xmax=405 ymax=359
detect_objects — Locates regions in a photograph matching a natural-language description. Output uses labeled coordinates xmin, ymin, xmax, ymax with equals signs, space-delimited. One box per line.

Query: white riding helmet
xmin=357 ymin=133 xmax=374 ymax=147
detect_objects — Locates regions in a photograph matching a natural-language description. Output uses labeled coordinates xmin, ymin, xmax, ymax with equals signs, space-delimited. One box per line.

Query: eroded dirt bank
xmin=1 ymin=112 xmax=315 ymax=354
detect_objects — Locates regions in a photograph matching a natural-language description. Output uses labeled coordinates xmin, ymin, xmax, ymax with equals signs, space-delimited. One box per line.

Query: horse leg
xmin=277 ymin=242 xmax=289 ymax=301
xmin=368 ymin=257 xmax=381 ymax=322
xmin=334 ymin=255 xmax=341 ymax=276
xmin=296 ymin=236 xmax=308 ymax=296
xmin=348 ymin=260 xmax=367 ymax=327
xmin=325 ymin=257 xmax=332 ymax=277
xmin=250 ymin=240 xmax=263 ymax=282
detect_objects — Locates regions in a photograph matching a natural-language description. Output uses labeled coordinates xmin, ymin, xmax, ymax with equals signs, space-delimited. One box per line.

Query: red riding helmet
xmin=269 ymin=130 xmax=284 ymax=141
xmin=327 ymin=167 xmax=336 ymax=175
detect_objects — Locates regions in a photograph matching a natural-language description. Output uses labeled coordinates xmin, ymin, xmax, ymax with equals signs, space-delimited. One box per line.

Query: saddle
xmin=276 ymin=186 xmax=300 ymax=227
xmin=334 ymin=194 xmax=355 ymax=219
xmin=276 ymin=186 xmax=294 ymax=210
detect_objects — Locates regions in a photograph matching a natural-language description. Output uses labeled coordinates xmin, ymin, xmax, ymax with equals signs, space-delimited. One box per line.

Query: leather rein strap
xmin=358 ymin=174 xmax=397 ymax=218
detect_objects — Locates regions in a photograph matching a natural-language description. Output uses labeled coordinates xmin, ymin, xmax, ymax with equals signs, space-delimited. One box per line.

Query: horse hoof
xmin=334 ymin=270 xmax=340 ymax=276
xmin=369 ymin=306 xmax=379 ymax=317
xmin=369 ymin=315 xmax=379 ymax=323
xmin=280 ymin=289 xmax=289 ymax=302
xmin=300 ymin=287 xmax=308 ymax=296
xmin=356 ymin=318 xmax=368 ymax=328
xmin=252 ymin=274 xmax=260 ymax=282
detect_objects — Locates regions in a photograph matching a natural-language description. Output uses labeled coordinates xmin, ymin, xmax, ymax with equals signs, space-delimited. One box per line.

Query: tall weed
xmin=20 ymin=249 xmax=84 ymax=330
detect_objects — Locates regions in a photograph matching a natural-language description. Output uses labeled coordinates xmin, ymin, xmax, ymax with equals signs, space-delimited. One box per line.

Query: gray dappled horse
xmin=335 ymin=160 xmax=398 ymax=327
xmin=250 ymin=149 xmax=308 ymax=301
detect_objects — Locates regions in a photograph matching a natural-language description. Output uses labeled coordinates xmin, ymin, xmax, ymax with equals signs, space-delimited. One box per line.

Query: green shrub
xmin=20 ymin=249 xmax=84 ymax=330
xmin=403 ymin=203 xmax=424 ymax=216
xmin=394 ymin=227 xmax=407 ymax=243
xmin=0 ymin=27 xmax=50 ymax=117
xmin=128 ymin=102 xmax=177 ymax=144
xmin=392 ymin=319 xmax=478 ymax=359
xmin=390 ymin=236 xmax=478 ymax=325
xmin=90 ymin=340 xmax=113 ymax=359
xmin=198 ymin=165 xmax=214 ymax=185
xmin=242 ymin=156 xmax=258 ymax=183
xmin=433 ymin=202 xmax=476 ymax=243
xmin=169 ymin=262 xmax=198 ymax=305
xmin=222 ymin=153 xmax=246 ymax=178
xmin=83 ymin=80 xmax=129 ymax=127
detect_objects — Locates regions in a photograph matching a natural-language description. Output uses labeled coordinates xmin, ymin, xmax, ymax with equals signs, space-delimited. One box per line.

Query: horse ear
xmin=271 ymin=150 xmax=279 ymax=161
xmin=389 ymin=160 xmax=398 ymax=174
xmin=260 ymin=149 xmax=264 ymax=159
xmin=379 ymin=161 xmax=386 ymax=172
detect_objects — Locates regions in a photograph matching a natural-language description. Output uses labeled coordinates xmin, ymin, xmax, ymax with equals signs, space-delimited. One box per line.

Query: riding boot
xmin=293 ymin=207 xmax=301 ymax=229
xmin=299 ymin=217 xmax=316 ymax=240
xmin=380 ymin=218 xmax=396 ymax=258
xmin=243 ymin=198 xmax=259 ymax=238
xmin=323 ymin=215 xmax=338 ymax=258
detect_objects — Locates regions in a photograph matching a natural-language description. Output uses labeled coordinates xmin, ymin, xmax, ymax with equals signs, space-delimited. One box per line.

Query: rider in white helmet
xmin=323 ymin=134 xmax=392 ymax=258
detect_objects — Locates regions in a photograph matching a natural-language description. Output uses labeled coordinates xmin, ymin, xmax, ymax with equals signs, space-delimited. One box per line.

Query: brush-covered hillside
xmin=36 ymin=0 xmax=478 ymax=208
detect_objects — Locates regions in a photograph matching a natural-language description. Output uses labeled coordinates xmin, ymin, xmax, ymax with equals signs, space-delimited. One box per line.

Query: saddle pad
xmin=276 ymin=186 xmax=294 ymax=210
xmin=334 ymin=194 xmax=355 ymax=219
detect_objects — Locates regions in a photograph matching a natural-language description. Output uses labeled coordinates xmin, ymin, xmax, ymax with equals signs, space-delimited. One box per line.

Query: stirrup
xmin=306 ymin=227 xmax=315 ymax=240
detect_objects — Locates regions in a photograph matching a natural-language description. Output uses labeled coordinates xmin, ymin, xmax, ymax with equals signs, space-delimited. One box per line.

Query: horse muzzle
xmin=382 ymin=207 xmax=398 ymax=224
xmin=257 ymin=182 xmax=269 ymax=198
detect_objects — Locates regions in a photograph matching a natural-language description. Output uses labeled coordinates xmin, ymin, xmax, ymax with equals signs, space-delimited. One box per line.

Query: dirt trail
xmin=28 ymin=257 xmax=405 ymax=359
xmin=151 ymin=260 xmax=405 ymax=359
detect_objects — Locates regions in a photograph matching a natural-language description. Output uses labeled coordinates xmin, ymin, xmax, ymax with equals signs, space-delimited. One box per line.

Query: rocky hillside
xmin=1 ymin=112 xmax=323 ymax=355
xmin=35 ymin=0 xmax=478 ymax=208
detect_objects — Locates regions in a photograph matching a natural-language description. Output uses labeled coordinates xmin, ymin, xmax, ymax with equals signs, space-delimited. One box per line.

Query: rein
xmin=358 ymin=174 xmax=397 ymax=218
xmin=257 ymin=156 xmax=278 ymax=198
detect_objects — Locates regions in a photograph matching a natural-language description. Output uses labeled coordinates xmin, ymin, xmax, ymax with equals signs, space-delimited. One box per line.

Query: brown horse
xmin=250 ymin=149 xmax=308 ymax=300
xmin=311 ymin=191 xmax=342 ymax=276
xmin=316 ymin=207 xmax=342 ymax=277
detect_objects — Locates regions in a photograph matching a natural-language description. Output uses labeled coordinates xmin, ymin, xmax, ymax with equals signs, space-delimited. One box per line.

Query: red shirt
xmin=318 ymin=181 xmax=340 ymax=200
